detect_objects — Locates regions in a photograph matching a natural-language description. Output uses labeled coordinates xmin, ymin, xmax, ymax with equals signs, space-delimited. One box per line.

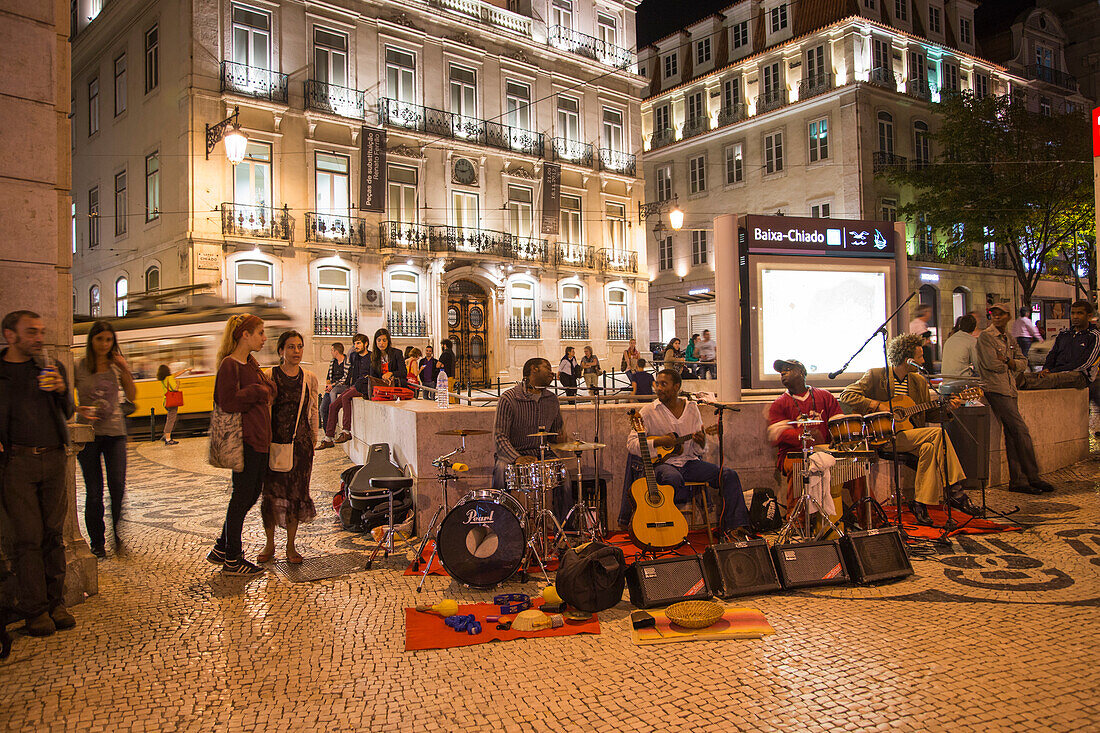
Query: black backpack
xmin=555 ymin=541 xmax=626 ymax=613
xmin=749 ymin=486 xmax=783 ymax=533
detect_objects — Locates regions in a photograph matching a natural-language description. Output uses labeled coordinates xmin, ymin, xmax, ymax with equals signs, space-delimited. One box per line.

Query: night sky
xmin=636 ymin=0 xmax=733 ymax=48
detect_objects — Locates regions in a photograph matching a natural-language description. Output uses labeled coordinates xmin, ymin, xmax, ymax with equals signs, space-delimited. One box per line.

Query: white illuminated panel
xmin=759 ymin=267 xmax=888 ymax=376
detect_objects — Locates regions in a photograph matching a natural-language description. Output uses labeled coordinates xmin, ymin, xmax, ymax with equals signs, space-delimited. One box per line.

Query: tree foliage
xmin=884 ymin=92 xmax=1094 ymax=302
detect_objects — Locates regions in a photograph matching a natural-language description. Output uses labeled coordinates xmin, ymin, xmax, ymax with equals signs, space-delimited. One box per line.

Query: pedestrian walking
xmin=157 ymin=363 xmax=190 ymax=445
xmin=1011 ymin=306 xmax=1043 ymax=357
xmin=257 ymin=331 xmax=317 ymax=565
xmin=558 ymin=347 xmax=579 ymax=398
xmin=580 ymin=346 xmax=601 ymax=396
xmin=75 ymin=320 xmax=137 ymax=558
xmin=696 ymin=330 xmax=717 ymax=379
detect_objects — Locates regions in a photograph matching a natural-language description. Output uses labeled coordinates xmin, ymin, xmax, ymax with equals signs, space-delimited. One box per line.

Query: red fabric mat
xmin=882 ymin=505 xmax=1021 ymax=539
xmin=405 ymin=600 xmax=600 ymax=651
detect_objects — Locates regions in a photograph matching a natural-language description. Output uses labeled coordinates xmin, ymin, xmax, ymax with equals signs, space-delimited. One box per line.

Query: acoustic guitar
xmin=650 ymin=424 xmax=719 ymax=465
xmin=627 ymin=411 xmax=689 ymax=552
xmin=888 ymin=386 xmax=983 ymax=432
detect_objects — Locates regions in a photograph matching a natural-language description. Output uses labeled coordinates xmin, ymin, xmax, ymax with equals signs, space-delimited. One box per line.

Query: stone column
xmin=65 ymin=425 xmax=98 ymax=605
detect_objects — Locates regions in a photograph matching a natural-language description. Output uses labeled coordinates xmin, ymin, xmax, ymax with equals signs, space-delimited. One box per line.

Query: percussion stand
xmin=556 ymin=449 xmax=599 ymax=546
xmin=413 ymin=438 xmax=467 ymax=593
xmin=517 ymin=430 xmax=564 ymax=583
xmin=779 ymin=423 xmax=844 ymax=541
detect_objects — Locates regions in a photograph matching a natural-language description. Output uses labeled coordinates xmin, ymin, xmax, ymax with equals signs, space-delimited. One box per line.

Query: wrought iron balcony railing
xmin=387 ymin=312 xmax=427 ymax=338
xmin=598 ymin=248 xmax=637 ymax=274
xmin=1026 ymin=64 xmax=1077 ymax=91
xmin=909 ymin=157 xmax=932 ymax=171
xmin=221 ymin=203 xmax=292 ymax=241
xmin=505 ymin=234 xmax=550 ymax=263
xmin=905 ymin=79 xmax=931 ymax=100
xmin=378 ymin=98 xmax=544 ymax=157
xmin=717 ymin=103 xmax=747 ymax=127
xmin=314 ymin=309 xmax=358 ymax=337
xmin=681 ymin=117 xmax=709 ymax=140
xmin=379 ymin=221 xmax=431 ymax=251
xmin=560 ymin=318 xmax=589 ymax=340
xmin=509 ymin=316 xmax=541 ymax=339
xmin=555 ymin=242 xmax=596 ymax=269
xmin=429 ymin=225 xmax=508 ymax=257
xmin=757 ymin=88 xmax=787 ymax=113
xmin=304 ymin=212 xmax=367 ymax=247
xmin=910 ymin=248 xmax=1010 ymax=270
xmin=649 ymin=128 xmax=676 ymax=149
xmin=869 ymin=66 xmax=895 ymax=88
xmin=598 ymin=148 xmax=636 ymax=176
xmin=607 ymin=320 xmax=634 ymax=341
xmin=872 ymin=151 xmax=908 ymax=173
xmin=304 ymin=80 xmax=365 ymax=119
xmin=799 ymin=72 xmax=833 ymax=99
xmin=220 ymin=61 xmax=288 ymax=104
xmin=547 ymin=25 xmax=634 ymax=70
xmin=551 ymin=137 xmax=594 ymax=167
xmin=428 ymin=0 xmax=532 ymax=36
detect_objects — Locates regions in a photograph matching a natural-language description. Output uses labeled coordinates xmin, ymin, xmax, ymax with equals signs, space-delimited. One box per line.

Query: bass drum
xmin=437 ymin=490 xmax=527 ymax=588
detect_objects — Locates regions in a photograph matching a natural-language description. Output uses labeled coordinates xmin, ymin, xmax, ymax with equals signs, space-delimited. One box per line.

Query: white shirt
xmin=697 ymin=338 xmax=716 ymax=360
xmin=626 ymin=399 xmax=704 ymax=468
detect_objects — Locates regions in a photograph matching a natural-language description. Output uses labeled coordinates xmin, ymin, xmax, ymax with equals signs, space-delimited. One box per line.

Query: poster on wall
xmin=359 ymin=127 xmax=386 ymax=212
xmin=540 ymin=163 xmax=561 ymax=235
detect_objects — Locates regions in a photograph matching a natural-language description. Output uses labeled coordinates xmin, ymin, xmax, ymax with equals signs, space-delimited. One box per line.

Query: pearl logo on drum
xmin=465 ymin=507 xmax=495 ymax=525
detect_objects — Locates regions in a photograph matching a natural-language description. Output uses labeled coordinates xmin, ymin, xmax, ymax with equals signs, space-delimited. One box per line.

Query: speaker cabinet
xmin=702 ymin=540 xmax=781 ymax=598
xmin=840 ymin=528 xmax=913 ymax=584
xmin=626 ymin=555 xmax=712 ymax=609
xmin=771 ymin=540 xmax=850 ymax=589
xmin=945 ymin=403 xmax=990 ymax=486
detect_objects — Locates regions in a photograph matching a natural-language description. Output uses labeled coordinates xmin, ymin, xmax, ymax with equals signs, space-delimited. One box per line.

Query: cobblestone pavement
xmin=2 ymin=437 xmax=1099 ymax=732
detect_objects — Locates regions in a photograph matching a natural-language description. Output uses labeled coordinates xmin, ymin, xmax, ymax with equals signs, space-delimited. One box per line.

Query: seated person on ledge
xmin=620 ymin=368 xmax=752 ymax=542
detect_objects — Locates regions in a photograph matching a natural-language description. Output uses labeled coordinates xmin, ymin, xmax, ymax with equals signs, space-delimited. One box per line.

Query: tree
xmin=884 ymin=92 xmax=1094 ymax=305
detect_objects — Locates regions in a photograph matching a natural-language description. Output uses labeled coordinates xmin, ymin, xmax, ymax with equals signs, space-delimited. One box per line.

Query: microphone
xmin=827 ymin=368 xmax=843 ymax=379
xmin=906 ymin=359 xmax=928 ymax=374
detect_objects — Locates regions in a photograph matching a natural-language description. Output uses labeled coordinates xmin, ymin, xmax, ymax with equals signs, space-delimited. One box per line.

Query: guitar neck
xmin=898 ymin=398 xmax=943 ymax=419
xmin=634 ymin=430 xmax=660 ymax=491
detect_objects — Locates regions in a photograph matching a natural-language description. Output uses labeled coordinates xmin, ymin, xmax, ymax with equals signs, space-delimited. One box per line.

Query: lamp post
xmin=638 ymin=193 xmax=683 ymax=231
xmin=205 ymin=105 xmax=248 ymax=163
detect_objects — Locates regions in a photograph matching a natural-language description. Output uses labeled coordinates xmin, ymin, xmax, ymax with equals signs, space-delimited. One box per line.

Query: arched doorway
xmin=918 ymin=283 xmax=940 ymax=357
xmin=951 ymin=286 xmax=971 ymax=327
xmin=446 ymin=279 xmax=489 ymax=387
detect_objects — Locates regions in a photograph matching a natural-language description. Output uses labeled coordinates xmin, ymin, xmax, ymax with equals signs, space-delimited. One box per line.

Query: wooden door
xmin=446 ymin=279 xmax=489 ymax=387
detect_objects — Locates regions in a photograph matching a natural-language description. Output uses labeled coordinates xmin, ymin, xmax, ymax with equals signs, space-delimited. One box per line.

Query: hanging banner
xmin=359 ymin=127 xmax=386 ymax=212
xmin=540 ymin=163 xmax=561 ymax=235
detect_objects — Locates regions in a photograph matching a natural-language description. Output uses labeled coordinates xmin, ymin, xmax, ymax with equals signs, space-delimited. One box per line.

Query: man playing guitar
xmin=623 ymin=369 xmax=752 ymax=541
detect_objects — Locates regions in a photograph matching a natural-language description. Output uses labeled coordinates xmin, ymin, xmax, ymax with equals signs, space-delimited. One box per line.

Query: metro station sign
xmin=743 ymin=214 xmax=896 ymax=258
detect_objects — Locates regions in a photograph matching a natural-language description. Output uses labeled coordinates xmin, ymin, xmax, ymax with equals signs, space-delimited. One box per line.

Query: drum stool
xmin=676 ymin=481 xmax=715 ymax=545
xmin=365 ymin=476 xmax=414 ymax=569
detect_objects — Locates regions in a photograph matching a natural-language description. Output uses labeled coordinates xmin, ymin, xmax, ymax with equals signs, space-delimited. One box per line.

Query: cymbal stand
xmin=556 ymin=448 xmax=599 ymax=546
xmin=520 ymin=476 xmax=561 ymax=585
xmin=778 ymin=423 xmax=844 ymax=542
xmin=414 ymin=437 xmax=467 ymax=593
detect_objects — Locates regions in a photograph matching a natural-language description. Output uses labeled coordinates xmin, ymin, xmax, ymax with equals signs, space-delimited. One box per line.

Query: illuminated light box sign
xmin=744 ymin=214 xmax=896 ymax=257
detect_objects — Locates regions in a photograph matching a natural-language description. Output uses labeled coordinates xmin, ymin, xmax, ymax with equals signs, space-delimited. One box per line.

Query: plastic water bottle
xmin=436 ymin=370 xmax=449 ymax=409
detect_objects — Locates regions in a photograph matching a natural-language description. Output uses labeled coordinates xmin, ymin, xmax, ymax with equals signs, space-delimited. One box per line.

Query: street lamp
xmin=669 ymin=205 xmax=684 ymax=231
xmin=639 ymin=193 xmax=683 ymax=231
xmin=205 ymin=106 xmax=248 ymax=163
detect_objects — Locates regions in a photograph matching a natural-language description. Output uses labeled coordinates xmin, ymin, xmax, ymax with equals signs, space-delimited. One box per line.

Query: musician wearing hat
xmin=839 ymin=333 xmax=976 ymax=525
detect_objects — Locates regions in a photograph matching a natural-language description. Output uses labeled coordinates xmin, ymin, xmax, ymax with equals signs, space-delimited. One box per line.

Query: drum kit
xmin=416 ymin=426 xmax=605 ymax=591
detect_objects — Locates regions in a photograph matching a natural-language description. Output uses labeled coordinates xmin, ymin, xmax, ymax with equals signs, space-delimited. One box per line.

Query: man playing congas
xmin=839 ymin=333 xmax=977 ymax=525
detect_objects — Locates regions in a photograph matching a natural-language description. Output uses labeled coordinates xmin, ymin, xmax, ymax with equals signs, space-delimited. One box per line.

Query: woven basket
xmin=665 ymin=600 xmax=724 ymax=629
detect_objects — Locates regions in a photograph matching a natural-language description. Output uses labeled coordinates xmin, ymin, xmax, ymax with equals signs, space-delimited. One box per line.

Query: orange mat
xmin=404 ymin=599 xmax=600 ymax=651
xmin=882 ymin=505 xmax=1021 ymax=539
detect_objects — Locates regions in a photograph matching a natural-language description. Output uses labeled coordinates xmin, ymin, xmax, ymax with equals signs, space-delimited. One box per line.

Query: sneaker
xmin=222 ymin=557 xmax=265 ymax=576
xmin=25 ymin=612 xmax=55 ymax=637
xmin=164 ymin=439 xmax=179 ymax=446
xmin=50 ymin=605 xmax=76 ymax=631
xmin=90 ymin=545 xmax=106 ymax=558
xmin=334 ymin=433 xmax=352 ymax=445
xmin=317 ymin=439 xmax=335 ymax=450
xmin=206 ymin=546 xmax=226 ymax=564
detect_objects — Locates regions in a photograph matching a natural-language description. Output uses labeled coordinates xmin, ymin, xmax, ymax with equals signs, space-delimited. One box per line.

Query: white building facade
xmin=70 ymin=0 xmax=648 ymax=384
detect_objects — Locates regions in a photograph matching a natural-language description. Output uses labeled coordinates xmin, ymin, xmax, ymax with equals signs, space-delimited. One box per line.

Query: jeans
xmin=1 ymin=448 xmax=67 ymax=618
xmin=319 ymin=384 xmax=347 ymax=432
xmin=984 ymin=392 xmax=1040 ymax=487
xmin=77 ymin=434 xmax=128 ymax=549
xmin=696 ymin=363 xmax=717 ymax=379
xmin=1016 ymin=337 xmax=1034 ymax=357
xmin=325 ymin=387 xmax=361 ymax=438
xmin=215 ymin=445 xmax=267 ymax=561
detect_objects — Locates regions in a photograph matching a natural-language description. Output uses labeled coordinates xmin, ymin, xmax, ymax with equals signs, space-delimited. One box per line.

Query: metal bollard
xmin=149 ymin=408 xmax=156 ymax=443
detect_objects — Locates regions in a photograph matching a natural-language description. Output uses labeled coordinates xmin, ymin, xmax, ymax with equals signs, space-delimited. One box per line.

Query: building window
xmin=696 ymin=38 xmax=711 ymax=66
xmin=686 ymin=91 xmax=705 ymax=124
xmin=959 ymin=17 xmax=972 ymax=45
xmin=725 ymin=143 xmax=743 ymax=184
xmin=88 ymin=78 xmax=99 ymax=135
xmin=942 ymin=62 xmax=959 ymax=92
xmin=145 ymin=265 xmax=160 ymax=291
xmin=114 ymin=171 xmax=127 ymax=236
xmin=314 ymin=26 xmax=348 ymax=87
xmin=913 ymin=121 xmax=930 ymax=165
xmin=449 ymin=65 xmax=477 ymax=122
xmin=1039 ymin=97 xmax=1052 ymax=116
xmin=928 ymin=5 xmax=941 ymax=33
xmin=660 ymin=307 xmax=676 ymax=344
xmin=505 ymin=81 xmax=532 ymax=132
xmin=235 ymin=260 xmax=273 ymax=303
xmin=145 ymin=152 xmax=159 ymax=221
xmin=1036 ymin=45 xmax=1053 ymax=70
xmin=894 ymin=0 xmax=908 ymax=21
xmin=872 ymin=38 xmax=890 ymax=78
xmin=234 ymin=140 xmax=272 ymax=208
xmin=878 ymin=111 xmax=894 ymax=154
xmin=88 ymin=187 xmax=99 ymax=248
xmin=144 ymin=25 xmax=158 ymax=92
xmin=762 ymin=62 xmax=782 ymax=99
xmin=115 ymin=276 xmax=128 ymax=317
xmin=452 ymin=190 xmax=479 ymax=232
xmin=654 ymin=104 xmax=670 ymax=134
xmin=723 ymin=78 xmax=741 ymax=109
xmin=318 ymin=266 xmax=352 ymax=317
xmin=864 ymin=0 xmax=876 ymax=8
xmin=808 ymin=118 xmax=828 ymax=162
xmin=806 ymin=45 xmax=825 ymax=82
xmin=916 ymin=213 xmax=932 ymax=252
xmin=770 ymin=4 xmax=788 ymax=33
xmin=551 ymin=0 xmax=572 ymax=29
xmin=315 ymin=152 xmax=350 ymax=218
xmin=607 ymin=287 xmax=628 ymax=325
xmin=508 ymin=185 xmax=534 ymax=237
xmin=656 ymin=166 xmax=672 ymax=202
xmin=510 ymin=280 xmax=536 ymax=320
xmin=389 ymin=272 xmax=419 ymax=318
xmin=385 ymin=48 xmax=416 ymax=103
xmin=89 ymin=285 xmax=101 ymax=317
xmin=387 ymin=165 xmax=418 ymax=224
xmin=691 ymin=230 xmax=708 ymax=266
xmin=732 ymin=21 xmax=749 ymax=49
xmin=602 ymin=202 xmax=625 ymax=252
xmin=811 ymin=203 xmax=831 ymax=218
xmin=597 ymin=14 xmax=618 ymax=47
xmin=561 ymin=284 xmax=584 ymax=323
xmin=557 ymin=95 xmax=580 ymax=141
xmin=764 ymin=131 xmax=784 ymax=174
xmin=560 ymin=194 xmax=582 ymax=244
xmin=664 ymin=52 xmax=678 ymax=79
xmin=909 ymin=51 xmax=927 ymax=85
xmin=113 ymin=54 xmax=126 ymax=116
xmin=232 ymin=4 xmax=272 ymax=70
xmin=688 ymin=156 xmax=706 ymax=194
xmin=974 ymin=73 xmax=989 ymax=98
xmin=602 ymin=108 xmax=624 ymax=153
xmin=881 ymin=197 xmax=897 ymax=222
xmin=658 ymin=236 xmax=673 ymax=271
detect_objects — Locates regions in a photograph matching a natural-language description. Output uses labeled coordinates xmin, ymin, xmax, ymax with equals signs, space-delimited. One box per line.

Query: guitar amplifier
xmin=627 ymin=555 xmax=712 ymax=609
xmin=771 ymin=540 xmax=850 ymax=589
xmin=840 ymin=527 xmax=913 ymax=584
xmin=702 ymin=540 xmax=781 ymax=598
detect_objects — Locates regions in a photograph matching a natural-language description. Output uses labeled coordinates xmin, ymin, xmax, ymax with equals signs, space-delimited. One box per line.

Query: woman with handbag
xmin=580 ymin=345 xmax=601 ymax=396
xmin=75 ymin=320 xmax=137 ymax=558
xmin=257 ymin=331 xmax=318 ymax=565
xmin=208 ymin=313 xmax=274 ymax=576
xmin=156 ymin=363 xmax=190 ymax=445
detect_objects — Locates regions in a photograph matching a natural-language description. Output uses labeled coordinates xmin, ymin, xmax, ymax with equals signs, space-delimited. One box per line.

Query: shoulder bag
xmin=208 ymin=366 xmax=245 ymax=472
xmin=268 ymin=374 xmax=308 ymax=473
xmin=164 ymin=377 xmax=184 ymax=408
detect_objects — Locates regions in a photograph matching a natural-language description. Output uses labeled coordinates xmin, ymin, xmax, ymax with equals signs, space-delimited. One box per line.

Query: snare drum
xmin=505 ymin=458 xmax=567 ymax=494
xmin=436 ymin=489 xmax=527 ymax=588
xmin=827 ymin=415 xmax=865 ymax=447
xmin=863 ymin=411 xmax=894 ymax=444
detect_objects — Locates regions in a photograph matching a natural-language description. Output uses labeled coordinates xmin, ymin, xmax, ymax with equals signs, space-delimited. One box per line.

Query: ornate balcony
xmin=220 ymin=61 xmax=288 ymax=104
xmin=598 ymin=148 xmax=636 ymax=177
xmin=378 ymin=98 xmax=543 ymax=157
xmin=1026 ymin=64 xmax=1077 ymax=91
xmin=509 ymin=316 xmax=541 ymax=339
xmin=304 ymin=80 xmax=365 ymax=119
xmin=799 ymin=72 xmax=834 ymax=99
xmin=304 ymin=212 xmax=367 ymax=247
xmin=717 ymin=103 xmax=747 ymax=127
xmin=905 ymin=79 xmax=931 ymax=100
xmin=551 ymin=137 xmax=594 ymax=167
xmin=649 ymin=128 xmax=676 ymax=149
xmin=681 ymin=117 xmax=709 ymax=140
xmin=607 ymin=320 xmax=634 ymax=341
xmin=598 ymin=248 xmax=637 ymax=274
xmin=505 ymin=234 xmax=550 ymax=264
xmin=560 ymin=318 xmax=589 ymax=340
xmin=221 ymin=203 xmax=292 ymax=241
xmin=387 ymin=312 xmax=427 ymax=338
xmin=428 ymin=0 xmax=532 ymax=36
xmin=429 ymin=225 xmax=508 ymax=257
xmin=547 ymin=25 xmax=634 ymax=70
xmin=872 ymin=151 xmax=908 ymax=174
xmin=911 ymin=248 xmax=1010 ymax=270
xmin=314 ymin=309 xmax=358 ymax=337
xmin=379 ymin=221 xmax=431 ymax=251
xmin=869 ymin=66 xmax=895 ymax=88
xmin=757 ymin=89 xmax=787 ymax=114
xmin=555 ymin=242 xmax=596 ymax=269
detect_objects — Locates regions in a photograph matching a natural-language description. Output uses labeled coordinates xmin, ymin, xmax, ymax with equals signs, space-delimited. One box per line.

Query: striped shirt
xmin=493 ymin=383 xmax=563 ymax=463
xmin=891 ymin=372 xmax=910 ymax=399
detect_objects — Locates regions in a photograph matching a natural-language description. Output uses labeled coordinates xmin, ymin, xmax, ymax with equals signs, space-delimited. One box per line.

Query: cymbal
xmin=435 ymin=428 xmax=491 ymax=436
xmin=527 ymin=430 xmax=558 ymax=437
xmin=551 ymin=440 xmax=607 ymax=452
xmin=788 ymin=419 xmax=823 ymax=426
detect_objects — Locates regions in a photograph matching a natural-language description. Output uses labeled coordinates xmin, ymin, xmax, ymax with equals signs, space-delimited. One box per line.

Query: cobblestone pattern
xmin=1 ymin=437 xmax=1098 ymax=732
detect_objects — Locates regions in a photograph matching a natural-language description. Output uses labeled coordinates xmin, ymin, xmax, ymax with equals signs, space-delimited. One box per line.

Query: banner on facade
xmin=540 ymin=163 xmax=561 ymax=235
xmin=359 ymin=127 xmax=386 ymax=212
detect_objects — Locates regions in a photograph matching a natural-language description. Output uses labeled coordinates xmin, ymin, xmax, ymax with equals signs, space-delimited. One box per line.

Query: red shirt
xmin=214 ymin=356 xmax=273 ymax=453
xmin=766 ymin=387 xmax=842 ymax=467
